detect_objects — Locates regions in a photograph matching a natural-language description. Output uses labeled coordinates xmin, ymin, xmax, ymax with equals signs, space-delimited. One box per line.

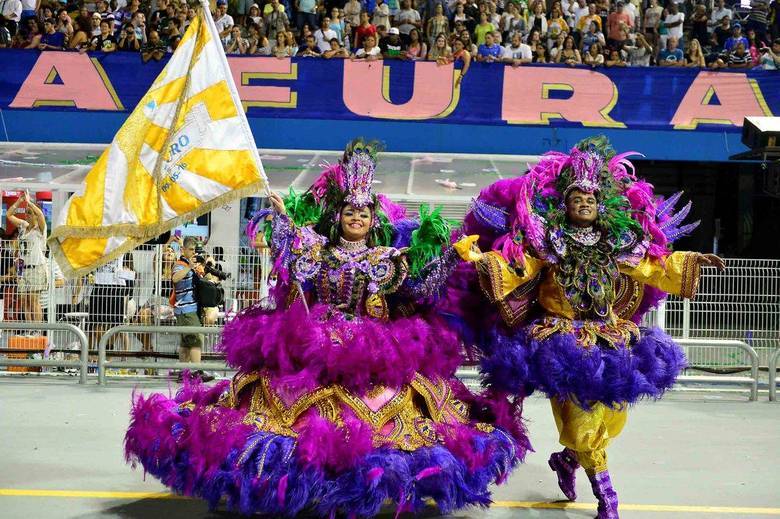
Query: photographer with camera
xmin=757 ymin=38 xmax=780 ymax=69
xmin=191 ymin=246 xmax=230 ymax=326
xmin=170 ymin=236 xmax=212 ymax=382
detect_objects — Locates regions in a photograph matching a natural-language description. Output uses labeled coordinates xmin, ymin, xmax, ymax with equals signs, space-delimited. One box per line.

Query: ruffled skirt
xmin=479 ymin=318 xmax=687 ymax=408
xmin=124 ymin=303 xmax=530 ymax=517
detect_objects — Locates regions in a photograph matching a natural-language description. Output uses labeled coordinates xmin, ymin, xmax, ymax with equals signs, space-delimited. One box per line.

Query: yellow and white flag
xmin=49 ymin=1 xmax=268 ymax=278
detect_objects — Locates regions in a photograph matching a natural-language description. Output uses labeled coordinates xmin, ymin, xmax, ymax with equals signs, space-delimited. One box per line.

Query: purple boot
xmin=588 ymin=470 xmax=619 ymax=519
xmin=548 ymin=448 xmax=579 ymax=501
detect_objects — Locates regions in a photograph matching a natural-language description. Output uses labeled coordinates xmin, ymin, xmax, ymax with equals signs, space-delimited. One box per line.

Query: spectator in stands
xmin=117 ymin=23 xmax=140 ymax=50
xmin=476 ymin=30 xmax=502 ymax=61
xmin=0 ymin=0 xmax=22 ymax=38
xmin=770 ymin=0 xmax=780 ymax=40
xmin=555 ymin=34 xmax=581 ymax=65
xmin=624 ymin=32 xmax=652 ymax=66
xmin=141 ymin=30 xmax=166 ymax=61
xmin=1 ymin=20 xmax=12 ymax=46
xmin=67 ymin=17 xmax=88 ymax=49
xmin=7 ymin=193 xmax=47 ymax=323
xmin=661 ymin=2 xmax=684 ymax=50
xmin=264 ymin=0 xmax=287 ymax=40
xmin=343 ymin=0 xmax=361 ymax=29
xmin=13 ymin=16 xmax=37 ymax=47
xmin=89 ymin=12 xmax=101 ymax=36
xmin=725 ymin=23 xmax=748 ymax=52
xmin=747 ymin=27 xmax=768 ymax=64
xmin=38 ymin=17 xmax=64 ymax=49
xmin=503 ymin=31 xmax=532 ymax=65
xmin=295 ymin=0 xmax=318 ymax=33
xmin=728 ymin=40 xmax=752 ymax=67
xmin=428 ymin=32 xmax=451 ymax=61
xmin=577 ymin=3 xmax=601 ymax=34
xmin=18 ymin=0 xmax=34 ymax=22
xmin=94 ymin=0 xmax=112 ymax=22
xmin=115 ymin=0 xmax=140 ymax=32
xmin=272 ymin=28 xmax=295 ymax=56
xmin=329 ymin=6 xmax=345 ymax=44
xmin=426 ymin=3 xmax=449 ymax=47
xmin=296 ymin=33 xmax=321 ymax=56
xmin=757 ymin=37 xmax=780 ymax=68
xmin=379 ymin=26 xmax=405 ymax=58
xmin=323 ymin=37 xmax=349 ymax=57
xmin=235 ymin=0 xmax=253 ymax=26
xmin=711 ymin=15 xmax=731 ymax=51
xmin=659 ymin=36 xmax=684 ymax=66
xmin=500 ymin=2 xmax=525 ymax=42
xmin=528 ymin=0 xmax=547 ymax=36
xmin=605 ymin=46 xmax=626 ymax=66
xmin=397 ymin=0 xmax=422 ymax=43
xmin=85 ymin=19 xmax=115 ymax=52
xmin=373 ymin=0 xmax=390 ymax=30
xmin=459 ymin=28 xmax=477 ymax=54
xmin=547 ymin=5 xmax=569 ymax=47
xmin=248 ymin=23 xmax=271 ymax=55
xmin=171 ymin=236 xmax=206 ymax=382
xmin=247 ymin=3 xmax=262 ymax=26
xmin=406 ymin=27 xmax=427 ymax=59
xmin=314 ymin=16 xmax=337 ymax=51
xmin=353 ymin=11 xmax=376 ymax=50
xmin=452 ymin=2 xmax=473 ymax=32
xmin=686 ymin=38 xmax=706 ymax=67
xmin=710 ymin=0 xmax=732 ymax=33
xmin=583 ymin=40 xmax=604 ymax=66
xmin=130 ymin=11 xmax=148 ymax=46
xmin=580 ymin=19 xmax=604 ymax=53
xmin=643 ymin=0 xmax=662 ymax=49
xmin=55 ymin=9 xmax=72 ymax=41
xmin=352 ymin=33 xmax=381 ymax=59
xmin=533 ymin=42 xmax=548 ymax=62
xmin=527 ymin=27 xmax=543 ymax=53
xmin=749 ymin=0 xmax=769 ymax=42
xmin=225 ymin=24 xmax=248 ymax=53
xmin=214 ymin=0 xmax=233 ymax=40
xmin=450 ymin=37 xmax=470 ymax=84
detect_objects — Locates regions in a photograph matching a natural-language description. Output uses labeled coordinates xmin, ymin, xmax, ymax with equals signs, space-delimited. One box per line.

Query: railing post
xmin=655 ymin=299 xmax=666 ymax=330
xmin=682 ymin=298 xmax=691 ymax=339
xmin=769 ymin=349 xmax=780 ymax=402
xmin=98 ymin=329 xmax=110 ymax=386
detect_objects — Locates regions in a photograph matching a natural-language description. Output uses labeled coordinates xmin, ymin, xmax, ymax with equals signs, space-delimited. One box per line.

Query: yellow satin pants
xmin=550 ymin=398 xmax=628 ymax=474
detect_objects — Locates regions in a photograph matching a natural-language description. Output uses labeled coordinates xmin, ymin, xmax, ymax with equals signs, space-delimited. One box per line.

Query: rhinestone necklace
xmin=566 ymin=226 xmax=601 ymax=246
xmin=338 ymin=237 xmax=368 ymax=252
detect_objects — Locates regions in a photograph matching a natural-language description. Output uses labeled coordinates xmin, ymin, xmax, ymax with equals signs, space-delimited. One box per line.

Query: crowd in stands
xmin=1 ymin=0 xmax=779 ymax=69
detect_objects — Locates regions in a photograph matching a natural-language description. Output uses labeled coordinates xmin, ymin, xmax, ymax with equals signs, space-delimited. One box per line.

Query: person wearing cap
xmin=724 ymin=22 xmax=749 ymax=52
xmin=379 ymin=25 xmax=406 ymax=58
xmin=83 ymin=17 xmax=116 ymax=52
xmin=89 ymin=12 xmax=102 ymax=36
xmin=247 ymin=3 xmax=261 ymax=25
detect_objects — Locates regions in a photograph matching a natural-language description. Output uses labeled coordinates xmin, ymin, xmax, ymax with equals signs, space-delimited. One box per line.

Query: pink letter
xmin=501 ymin=68 xmax=624 ymax=127
xmin=671 ymin=72 xmax=772 ymax=129
xmin=11 ymin=53 xmax=123 ymax=110
xmin=342 ymin=61 xmax=459 ymax=119
xmin=229 ymin=57 xmax=298 ymax=109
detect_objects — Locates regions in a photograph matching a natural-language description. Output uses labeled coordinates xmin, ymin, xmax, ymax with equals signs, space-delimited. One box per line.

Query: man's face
xmin=306 ymin=35 xmax=315 ymax=48
xmin=182 ymin=242 xmax=196 ymax=260
xmin=588 ymin=3 xmax=596 ymax=14
xmin=365 ymin=35 xmax=375 ymax=47
xmin=485 ymin=33 xmax=493 ymax=45
xmin=218 ymin=5 xmax=227 ymax=15
xmin=390 ymin=32 xmax=399 ymax=42
xmin=44 ymin=21 xmax=54 ymax=33
xmin=668 ymin=38 xmax=677 ymax=50
xmin=565 ymin=189 xmax=598 ymax=227
xmin=773 ymin=42 xmax=780 ymax=53
xmin=512 ymin=33 xmax=521 ymax=46
xmin=322 ymin=18 xmax=330 ymax=29
xmin=401 ymin=0 xmax=409 ymax=9
xmin=150 ymin=30 xmax=159 ymax=43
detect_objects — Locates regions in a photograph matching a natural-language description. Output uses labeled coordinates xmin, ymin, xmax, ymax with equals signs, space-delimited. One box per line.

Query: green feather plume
xmin=406 ymin=205 xmax=452 ymax=277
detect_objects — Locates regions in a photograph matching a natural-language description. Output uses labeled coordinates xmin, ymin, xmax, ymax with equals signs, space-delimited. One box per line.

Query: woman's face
xmin=410 ymin=29 xmax=419 ymax=41
xmin=232 ymin=26 xmax=240 ymax=37
xmin=365 ymin=35 xmax=375 ymax=48
xmin=436 ymin=34 xmax=446 ymax=48
xmin=565 ymin=189 xmax=598 ymax=227
xmin=435 ymin=4 xmax=443 ymax=15
xmin=276 ymin=32 xmax=285 ymax=45
xmin=340 ymin=204 xmax=372 ymax=241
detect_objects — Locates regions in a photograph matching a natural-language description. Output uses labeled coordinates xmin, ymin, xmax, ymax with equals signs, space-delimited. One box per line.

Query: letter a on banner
xmin=49 ymin=0 xmax=269 ymax=278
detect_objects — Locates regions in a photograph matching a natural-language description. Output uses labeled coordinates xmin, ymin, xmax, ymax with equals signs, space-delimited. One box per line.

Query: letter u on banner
xmin=343 ymin=61 xmax=460 ymax=119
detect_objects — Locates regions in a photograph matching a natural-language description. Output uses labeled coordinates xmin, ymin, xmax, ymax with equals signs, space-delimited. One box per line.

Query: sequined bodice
xmin=312 ymin=241 xmax=404 ymax=315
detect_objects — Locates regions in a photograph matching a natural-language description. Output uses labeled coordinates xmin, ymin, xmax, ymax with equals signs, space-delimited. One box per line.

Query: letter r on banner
xmin=501 ymin=68 xmax=624 ymax=127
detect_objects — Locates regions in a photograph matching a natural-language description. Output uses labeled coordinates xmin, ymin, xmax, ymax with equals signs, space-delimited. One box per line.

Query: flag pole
xmin=198 ymin=0 xmax=272 ymax=197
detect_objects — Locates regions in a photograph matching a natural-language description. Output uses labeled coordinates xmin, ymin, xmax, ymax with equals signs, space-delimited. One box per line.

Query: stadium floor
xmin=1 ymin=377 xmax=778 ymax=519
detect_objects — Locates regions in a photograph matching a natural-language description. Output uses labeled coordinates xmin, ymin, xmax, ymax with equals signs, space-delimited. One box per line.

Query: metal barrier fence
xmin=97 ymin=325 xmax=230 ymax=385
xmin=0 ymin=322 xmax=88 ymax=384
xmin=675 ymin=339 xmax=760 ymax=401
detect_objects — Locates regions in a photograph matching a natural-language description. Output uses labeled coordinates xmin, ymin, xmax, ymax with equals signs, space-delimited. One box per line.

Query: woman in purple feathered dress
xmin=454 ymin=137 xmax=725 ymax=519
xmin=124 ymin=140 xmax=529 ymax=518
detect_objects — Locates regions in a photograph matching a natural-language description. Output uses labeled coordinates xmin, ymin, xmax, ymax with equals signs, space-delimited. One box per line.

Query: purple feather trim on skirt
xmin=479 ymin=326 xmax=686 ymax=408
xmin=218 ymin=302 xmax=463 ymax=393
xmin=125 ymin=382 xmax=523 ymax=518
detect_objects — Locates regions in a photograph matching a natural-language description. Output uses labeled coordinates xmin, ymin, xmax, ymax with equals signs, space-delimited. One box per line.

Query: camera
xmin=193 ymin=248 xmax=231 ymax=281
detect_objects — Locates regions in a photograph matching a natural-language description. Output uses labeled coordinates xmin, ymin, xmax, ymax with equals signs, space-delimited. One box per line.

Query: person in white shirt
xmin=0 ymin=0 xmax=22 ymax=36
xmin=661 ymin=2 xmax=684 ymax=49
xmin=570 ymin=0 xmax=589 ymax=32
xmin=314 ymin=16 xmax=338 ymax=51
xmin=19 ymin=0 xmax=35 ymax=20
xmin=709 ymin=0 xmax=732 ymax=33
xmin=213 ymin=0 xmax=233 ymax=39
xmin=7 ymin=192 xmax=47 ymax=323
xmin=352 ymin=34 xmax=381 ymax=59
xmin=503 ymin=32 xmax=532 ymax=65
